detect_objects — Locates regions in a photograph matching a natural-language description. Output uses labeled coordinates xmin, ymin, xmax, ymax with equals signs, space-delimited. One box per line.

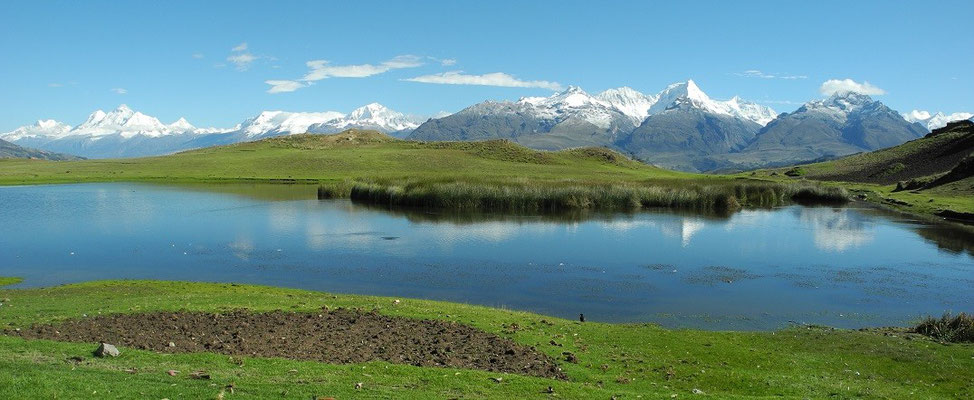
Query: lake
xmin=1 ymin=183 xmax=971 ymax=330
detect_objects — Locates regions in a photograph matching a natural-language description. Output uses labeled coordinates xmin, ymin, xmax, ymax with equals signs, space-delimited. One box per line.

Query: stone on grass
xmin=94 ymin=343 xmax=120 ymax=358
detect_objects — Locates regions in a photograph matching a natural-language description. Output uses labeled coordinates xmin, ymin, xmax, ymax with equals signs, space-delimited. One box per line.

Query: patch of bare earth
xmin=6 ymin=309 xmax=565 ymax=379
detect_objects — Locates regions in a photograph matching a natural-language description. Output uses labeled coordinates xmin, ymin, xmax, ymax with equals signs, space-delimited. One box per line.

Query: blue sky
xmin=1 ymin=0 xmax=972 ymax=131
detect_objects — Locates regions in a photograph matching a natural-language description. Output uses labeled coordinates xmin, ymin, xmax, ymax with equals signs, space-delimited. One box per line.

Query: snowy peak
xmin=797 ymin=92 xmax=882 ymax=123
xmin=73 ymin=104 xmax=170 ymax=137
xmin=650 ymin=80 xmax=712 ymax=114
xmin=348 ymin=102 xmax=389 ymax=120
xmin=2 ymin=105 xmax=217 ymax=140
xmin=309 ymin=103 xmax=419 ymax=133
xmin=648 ymin=80 xmax=776 ymax=126
xmin=514 ymin=86 xmax=632 ymax=130
xmin=238 ymin=110 xmax=345 ymax=137
xmin=0 ymin=119 xmax=73 ymax=141
xmin=518 ymin=85 xmax=599 ymax=108
xmin=595 ymin=87 xmax=658 ymax=123
xmin=168 ymin=117 xmax=197 ymax=132
xmin=902 ymin=110 xmax=973 ymax=130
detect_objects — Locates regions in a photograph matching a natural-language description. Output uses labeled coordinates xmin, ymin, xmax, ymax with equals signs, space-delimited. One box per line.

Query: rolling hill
xmin=0 ymin=138 xmax=81 ymax=161
xmin=793 ymin=120 xmax=974 ymax=187
xmin=0 ymin=129 xmax=687 ymax=186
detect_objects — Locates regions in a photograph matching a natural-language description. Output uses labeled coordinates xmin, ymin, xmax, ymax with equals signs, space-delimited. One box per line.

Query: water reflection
xmin=797 ymin=207 xmax=874 ymax=252
xmin=1 ymin=183 xmax=972 ymax=331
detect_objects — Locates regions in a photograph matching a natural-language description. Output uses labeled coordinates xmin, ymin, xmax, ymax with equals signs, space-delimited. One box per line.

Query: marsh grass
xmin=912 ymin=313 xmax=974 ymax=343
xmin=324 ymin=180 xmax=849 ymax=214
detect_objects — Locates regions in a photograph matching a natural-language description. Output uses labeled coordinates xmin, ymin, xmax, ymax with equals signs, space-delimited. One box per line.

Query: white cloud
xmin=48 ymin=83 xmax=63 ymax=88
xmin=819 ymin=78 xmax=886 ymax=96
xmin=440 ymin=58 xmax=457 ymax=66
xmin=302 ymin=55 xmax=424 ymax=81
xmin=755 ymin=99 xmax=802 ymax=105
xmin=265 ymin=80 xmax=306 ymax=94
xmin=232 ymin=42 xmax=248 ymax=52
xmin=736 ymin=69 xmax=807 ymax=80
xmin=111 ymin=88 xmax=127 ymax=94
xmin=192 ymin=53 xmax=204 ymax=59
xmin=228 ymin=53 xmax=257 ymax=70
xmin=404 ymin=71 xmax=563 ymax=91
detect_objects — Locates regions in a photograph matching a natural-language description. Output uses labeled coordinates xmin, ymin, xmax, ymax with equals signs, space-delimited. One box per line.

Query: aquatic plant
xmin=339 ymin=180 xmax=848 ymax=214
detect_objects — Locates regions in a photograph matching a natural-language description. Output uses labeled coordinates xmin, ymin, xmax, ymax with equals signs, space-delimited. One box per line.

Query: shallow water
xmin=1 ymin=183 xmax=971 ymax=330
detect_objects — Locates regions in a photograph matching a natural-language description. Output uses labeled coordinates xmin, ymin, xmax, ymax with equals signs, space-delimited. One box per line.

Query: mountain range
xmin=2 ymin=103 xmax=420 ymax=159
xmin=902 ymin=110 xmax=974 ymax=131
xmin=409 ymin=80 xmax=935 ymax=171
xmin=2 ymin=80 xmax=969 ymax=171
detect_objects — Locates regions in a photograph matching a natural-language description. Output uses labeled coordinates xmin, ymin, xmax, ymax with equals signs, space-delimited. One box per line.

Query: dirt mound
xmin=6 ymin=309 xmax=566 ymax=379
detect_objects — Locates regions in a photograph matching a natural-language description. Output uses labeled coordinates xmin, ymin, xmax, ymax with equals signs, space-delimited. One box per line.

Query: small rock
xmin=189 ymin=370 xmax=211 ymax=380
xmin=393 ymin=299 xmax=400 ymax=305
xmin=490 ymin=377 xmax=503 ymax=383
xmin=168 ymin=341 xmax=176 ymax=347
xmin=94 ymin=343 xmax=120 ymax=358
xmin=692 ymin=388 xmax=704 ymax=395
xmin=354 ymin=382 xmax=363 ymax=390
xmin=543 ymin=386 xmax=555 ymax=394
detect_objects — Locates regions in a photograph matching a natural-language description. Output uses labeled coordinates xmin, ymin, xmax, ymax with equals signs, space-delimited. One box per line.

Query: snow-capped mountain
xmin=409 ymin=80 xmax=774 ymax=150
xmin=595 ymin=87 xmax=659 ymax=125
xmin=307 ymin=103 xmax=419 ymax=136
xmin=647 ymin=80 xmax=777 ymax=126
xmin=235 ymin=110 xmax=345 ymax=138
xmin=2 ymin=105 xmax=222 ymax=142
xmin=515 ymin=86 xmax=637 ymax=131
xmin=1 ymin=103 xmax=418 ymax=158
xmin=72 ymin=105 xmax=172 ymax=137
xmin=1 ymin=119 xmax=72 ymax=141
xmin=902 ymin=110 xmax=973 ymax=131
xmin=724 ymin=92 xmax=928 ymax=170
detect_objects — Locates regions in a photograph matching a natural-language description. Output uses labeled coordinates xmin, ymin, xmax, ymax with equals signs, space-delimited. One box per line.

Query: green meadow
xmin=1 ymin=279 xmax=972 ymax=399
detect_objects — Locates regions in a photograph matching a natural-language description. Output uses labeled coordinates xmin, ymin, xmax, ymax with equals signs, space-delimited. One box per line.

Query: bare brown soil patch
xmin=6 ymin=309 xmax=565 ymax=379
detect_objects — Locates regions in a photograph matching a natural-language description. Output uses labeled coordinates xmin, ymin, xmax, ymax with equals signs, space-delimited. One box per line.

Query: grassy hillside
xmin=0 ymin=130 xmax=688 ymax=186
xmin=0 ymin=138 xmax=81 ymax=161
xmin=1 ymin=279 xmax=971 ymax=399
xmin=789 ymin=120 xmax=974 ymax=186
xmin=756 ymin=121 xmax=974 ymax=218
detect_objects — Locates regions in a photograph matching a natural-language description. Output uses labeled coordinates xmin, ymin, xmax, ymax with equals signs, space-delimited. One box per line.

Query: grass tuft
xmin=345 ymin=180 xmax=848 ymax=214
xmin=911 ymin=312 xmax=974 ymax=343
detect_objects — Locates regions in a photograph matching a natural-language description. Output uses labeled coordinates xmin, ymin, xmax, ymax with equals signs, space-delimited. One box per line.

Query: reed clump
xmin=316 ymin=181 xmax=354 ymax=199
xmin=911 ymin=313 xmax=974 ymax=343
xmin=321 ymin=180 xmax=849 ymax=214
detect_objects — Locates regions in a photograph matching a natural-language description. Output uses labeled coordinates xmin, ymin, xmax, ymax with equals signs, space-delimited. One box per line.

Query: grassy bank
xmin=1 ymin=279 xmax=972 ymax=398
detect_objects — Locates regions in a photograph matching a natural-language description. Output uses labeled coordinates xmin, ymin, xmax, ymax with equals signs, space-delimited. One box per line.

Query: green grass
xmin=0 ymin=131 xmax=689 ymax=186
xmin=0 ymin=277 xmax=23 ymax=287
xmin=1 ymin=279 xmax=972 ymax=398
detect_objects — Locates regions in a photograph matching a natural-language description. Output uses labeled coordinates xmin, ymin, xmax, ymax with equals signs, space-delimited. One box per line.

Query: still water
xmin=1 ymin=183 xmax=971 ymax=330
